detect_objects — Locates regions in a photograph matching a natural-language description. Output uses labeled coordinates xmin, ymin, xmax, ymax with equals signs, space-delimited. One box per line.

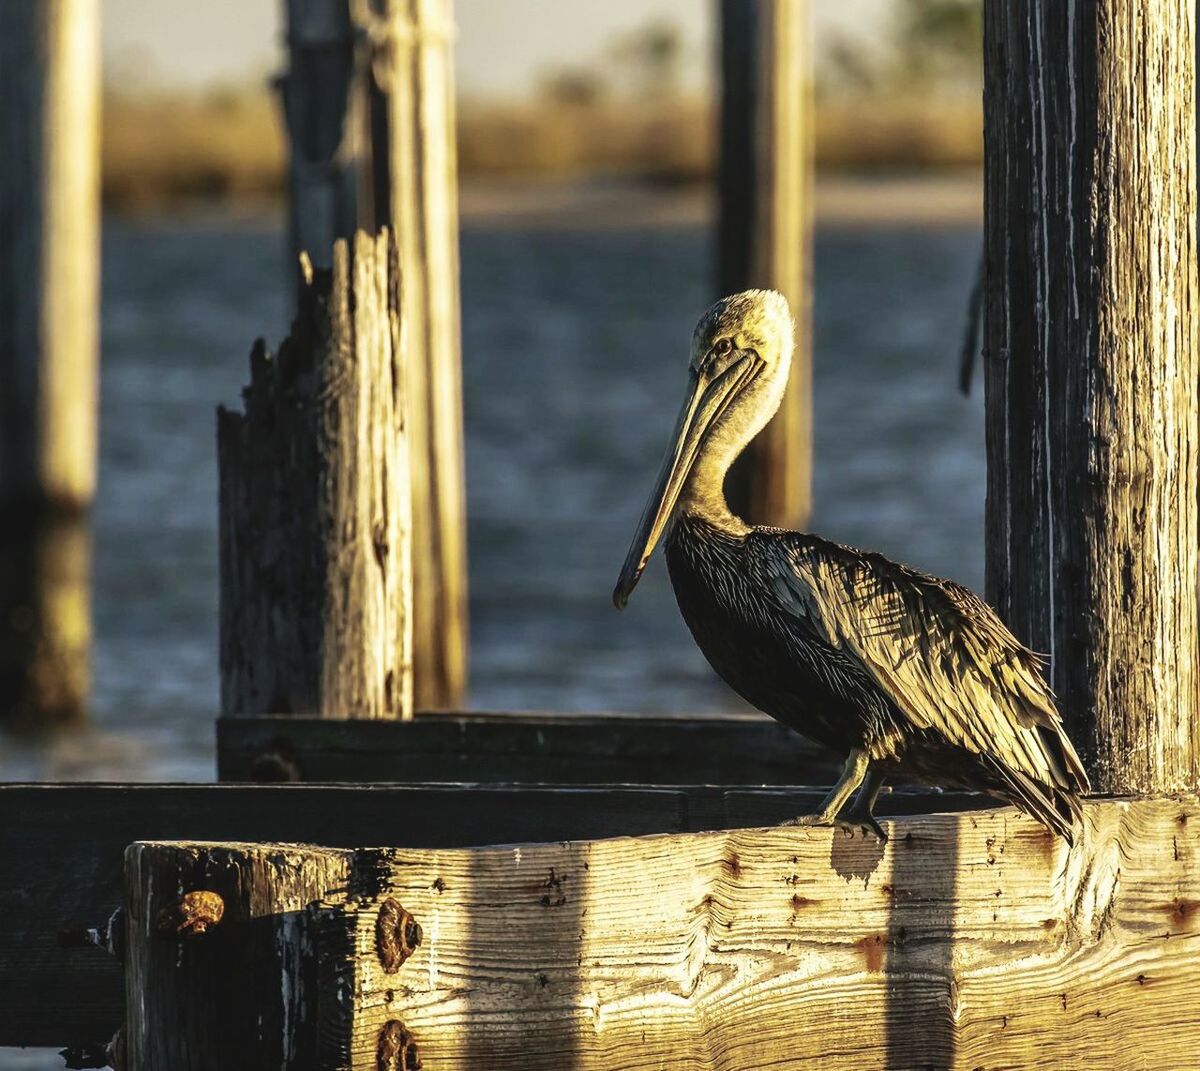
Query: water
xmin=0 ymin=197 xmax=982 ymax=781
xmin=0 ymin=193 xmax=982 ymax=1068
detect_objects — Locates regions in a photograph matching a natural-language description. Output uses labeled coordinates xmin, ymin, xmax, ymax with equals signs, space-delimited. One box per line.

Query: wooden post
xmin=0 ymin=0 xmax=100 ymax=730
xmin=218 ymin=229 xmax=412 ymax=718
xmin=717 ymin=0 xmax=813 ymax=528
xmin=983 ymin=1 xmax=1199 ymax=793
xmin=280 ymin=0 xmax=469 ymax=710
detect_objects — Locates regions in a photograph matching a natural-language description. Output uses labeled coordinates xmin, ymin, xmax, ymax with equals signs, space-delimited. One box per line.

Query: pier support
xmin=280 ymin=0 xmax=468 ymax=710
xmin=718 ymin=0 xmax=813 ymax=528
xmin=218 ymin=230 xmax=413 ymax=719
xmin=982 ymin=0 xmax=1199 ymax=793
xmin=0 ymin=0 xmax=100 ymax=730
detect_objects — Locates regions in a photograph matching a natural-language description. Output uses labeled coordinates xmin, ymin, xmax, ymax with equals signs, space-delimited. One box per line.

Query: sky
xmin=102 ymin=0 xmax=885 ymax=98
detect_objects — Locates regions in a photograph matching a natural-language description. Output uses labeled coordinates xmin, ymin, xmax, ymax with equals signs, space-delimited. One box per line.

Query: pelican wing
xmin=765 ymin=535 xmax=1089 ymax=824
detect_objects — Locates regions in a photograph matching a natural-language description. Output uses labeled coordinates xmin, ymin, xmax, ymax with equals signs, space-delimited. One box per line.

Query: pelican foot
xmin=779 ymin=813 xmax=888 ymax=844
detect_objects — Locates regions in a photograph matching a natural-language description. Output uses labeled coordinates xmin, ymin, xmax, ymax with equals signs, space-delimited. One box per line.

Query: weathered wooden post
xmin=718 ymin=0 xmax=813 ymax=528
xmin=280 ymin=0 xmax=469 ymax=711
xmin=983 ymin=1 xmax=1199 ymax=792
xmin=0 ymin=0 xmax=100 ymax=730
xmin=219 ymin=230 xmax=413 ymax=719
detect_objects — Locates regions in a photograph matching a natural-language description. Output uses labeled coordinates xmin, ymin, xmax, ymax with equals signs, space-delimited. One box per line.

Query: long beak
xmin=613 ymin=355 xmax=760 ymax=609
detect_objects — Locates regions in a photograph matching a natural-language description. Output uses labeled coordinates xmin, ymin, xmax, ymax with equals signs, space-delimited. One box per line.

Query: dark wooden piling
xmin=218 ymin=230 xmax=413 ymax=718
xmin=982 ymin=0 xmax=1199 ymax=793
xmin=280 ymin=0 xmax=468 ymax=711
xmin=718 ymin=0 xmax=813 ymax=528
xmin=0 ymin=0 xmax=100 ymax=730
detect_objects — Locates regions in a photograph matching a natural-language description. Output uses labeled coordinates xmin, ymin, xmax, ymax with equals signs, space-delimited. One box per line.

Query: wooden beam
xmin=215 ymin=712 xmax=842 ymax=783
xmin=0 ymin=782 xmax=991 ymax=1048
xmin=718 ymin=0 xmax=813 ymax=528
xmin=218 ymin=231 xmax=413 ymax=718
xmin=125 ymin=797 xmax=1200 ymax=1070
xmin=983 ymin=1 xmax=1199 ymax=791
xmin=0 ymin=0 xmax=100 ymax=729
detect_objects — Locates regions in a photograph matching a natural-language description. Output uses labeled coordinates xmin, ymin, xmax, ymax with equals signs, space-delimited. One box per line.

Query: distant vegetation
xmin=101 ymin=2 xmax=982 ymax=210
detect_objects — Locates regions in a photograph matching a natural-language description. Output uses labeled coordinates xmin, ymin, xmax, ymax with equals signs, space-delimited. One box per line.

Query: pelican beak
xmin=613 ymin=354 xmax=760 ymax=609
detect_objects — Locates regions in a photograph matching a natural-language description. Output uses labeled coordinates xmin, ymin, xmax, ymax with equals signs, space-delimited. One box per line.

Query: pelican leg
xmin=842 ymin=769 xmax=888 ymax=843
xmin=780 ymin=748 xmax=870 ymax=831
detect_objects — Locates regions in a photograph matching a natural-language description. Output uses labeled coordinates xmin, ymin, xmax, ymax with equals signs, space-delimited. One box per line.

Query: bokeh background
xmin=2 ymin=0 xmax=984 ymax=787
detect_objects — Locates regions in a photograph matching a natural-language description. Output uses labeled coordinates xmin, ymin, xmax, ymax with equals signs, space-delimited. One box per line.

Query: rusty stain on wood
xmin=375 ymin=898 xmax=422 ymax=973
xmin=155 ymin=891 xmax=224 ymax=939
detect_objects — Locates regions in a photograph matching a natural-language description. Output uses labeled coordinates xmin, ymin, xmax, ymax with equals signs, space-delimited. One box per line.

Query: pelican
xmin=613 ymin=290 xmax=1089 ymax=843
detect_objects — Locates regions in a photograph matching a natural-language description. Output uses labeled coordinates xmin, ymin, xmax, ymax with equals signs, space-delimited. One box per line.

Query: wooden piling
xmin=0 ymin=0 xmax=100 ymax=730
xmin=280 ymin=0 xmax=469 ymax=710
xmin=218 ymin=230 xmax=413 ymax=718
xmin=718 ymin=0 xmax=813 ymax=528
xmin=982 ymin=1 xmax=1199 ymax=793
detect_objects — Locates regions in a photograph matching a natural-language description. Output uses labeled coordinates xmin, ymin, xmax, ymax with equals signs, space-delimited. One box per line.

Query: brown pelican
xmin=613 ymin=290 xmax=1089 ymax=843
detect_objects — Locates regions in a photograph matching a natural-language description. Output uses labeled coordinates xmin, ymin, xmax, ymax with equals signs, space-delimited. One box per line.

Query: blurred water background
xmin=0 ymin=178 xmax=982 ymax=783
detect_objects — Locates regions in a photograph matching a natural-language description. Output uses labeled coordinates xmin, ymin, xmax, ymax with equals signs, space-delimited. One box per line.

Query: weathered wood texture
xmin=0 ymin=0 xmax=100 ymax=729
xmin=216 ymin=712 xmax=841 ymax=784
xmin=983 ymin=1 xmax=1199 ymax=792
xmin=218 ymin=230 xmax=413 ymax=718
xmin=127 ymin=797 xmax=1200 ymax=1071
xmin=279 ymin=0 xmax=468 ymax=710
xmin=3 ymin=782 xmax=995 ymax=1047
xmin=718 ymin=0 xmax=812 ymax=528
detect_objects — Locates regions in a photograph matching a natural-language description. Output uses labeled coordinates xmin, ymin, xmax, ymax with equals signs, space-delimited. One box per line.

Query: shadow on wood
xmin=123 ymin=798 xmax=1199 ymax=1070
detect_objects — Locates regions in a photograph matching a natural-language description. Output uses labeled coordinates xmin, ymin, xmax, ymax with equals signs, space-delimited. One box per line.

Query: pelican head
xmin=613 ymin=289 xmax=794 ymax=609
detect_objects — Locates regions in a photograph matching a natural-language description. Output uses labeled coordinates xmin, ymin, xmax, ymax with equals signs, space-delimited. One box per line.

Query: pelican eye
xmin=714 ymin=338 xmax=734 ymax=356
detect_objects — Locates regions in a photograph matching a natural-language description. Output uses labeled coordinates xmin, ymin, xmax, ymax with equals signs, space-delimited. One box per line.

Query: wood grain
xmin=362 ymin=0 xmax=469 ymax=710
xmin=215 ymin=711 xmax=841 ymax=784
xmin=0 ymin=0 xmax=99 ymax=728
xmin=1 ymin=781 xmax=995 ymax=1047
xmin=218 ymin=230 xmax=413 ymax=719
xmin=718 ymin=0 xmax=812 ymax=528
xmin=126 ymin=797 xmax=1200 ymax=1071
xmin=983 ymin=1 xmax=1199 ymax=792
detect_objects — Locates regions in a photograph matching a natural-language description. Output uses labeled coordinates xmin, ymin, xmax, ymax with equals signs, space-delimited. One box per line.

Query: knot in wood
xmin=375 ymin=898 xmax=422 ymax=972
xmin=155 ymin=890 xmax=224 ymax=938
xmin=376 ymin=1020 xmax=421 ymax=1071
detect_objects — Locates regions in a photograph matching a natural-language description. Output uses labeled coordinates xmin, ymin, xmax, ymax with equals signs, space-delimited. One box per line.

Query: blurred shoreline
xmin=102 ymin=88 xmax=982 ymax=216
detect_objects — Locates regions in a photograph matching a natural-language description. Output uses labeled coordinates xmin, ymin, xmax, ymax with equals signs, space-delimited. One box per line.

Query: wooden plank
xmin=218 ymin=231 xmax=413 ymax=719
xmin=216 ymin=712 xmax=843 ymax=784
xmin=125 ymin=797 xmax=1200 ymax=1070
xmin=982 ymin=1 xmax=1199 ymax=791
xmin=718 ymin=0 xmax=813 ymax=527
xmin=0 ymin=782 xmax=989 ymax=1048
xmin=0 ymin=0 xmax=100 ymax=729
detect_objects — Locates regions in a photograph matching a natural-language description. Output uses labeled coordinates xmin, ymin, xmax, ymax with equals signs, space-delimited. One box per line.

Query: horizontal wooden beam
xmin=216 ymin=711 xmax=840 ymax=783
xmin=125 ymin=797 xmax=1200 ymax=1070
xmin=0 ymin=781 xmax=983 ymax=1047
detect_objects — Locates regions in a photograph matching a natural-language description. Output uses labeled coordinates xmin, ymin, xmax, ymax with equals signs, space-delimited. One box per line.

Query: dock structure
xmin=6 ymin=1 xmax=1199 ymax=1068
xmin=0 ymin=0 xmax=100 ymax=730
xmin=279 ymin=0 xmax=469 ymax=712
xmin=218 ymin=230 xmax=413 ymax=719
xmin=981 ymin=0 xmax=1199 ymax=794
xmin=718 ymin=0 xmax=813 ymax=529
